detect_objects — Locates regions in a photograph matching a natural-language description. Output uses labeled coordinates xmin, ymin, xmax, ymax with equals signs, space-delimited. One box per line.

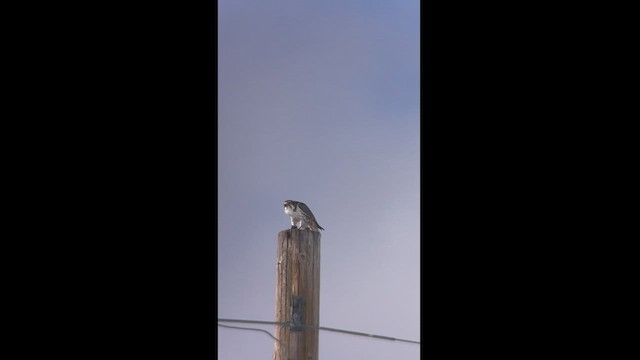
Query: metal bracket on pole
xmin=291 ymin=296 xmax=304 ymax=332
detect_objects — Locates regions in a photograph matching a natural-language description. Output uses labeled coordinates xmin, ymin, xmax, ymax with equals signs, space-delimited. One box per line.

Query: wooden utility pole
xmin=274 ymin=229 xmax=321 ymax=360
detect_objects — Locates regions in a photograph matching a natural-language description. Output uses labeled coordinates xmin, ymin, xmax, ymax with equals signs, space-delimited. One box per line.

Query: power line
xmin=219 ymin=318 xmax=288 ymax=326
xmin=314 ymin=325 xmax=420 ymax=344
xmin=218 ymin=318 xmax=420 ymax=345
xmin=217 ymin=322 xmax=289 ymax=360
xmin=218 ymin=323 xmax=282 ymax=344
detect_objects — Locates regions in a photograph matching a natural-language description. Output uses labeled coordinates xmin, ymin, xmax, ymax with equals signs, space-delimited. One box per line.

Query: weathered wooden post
xmin=274 ymin=229 xmax=321 ymax=360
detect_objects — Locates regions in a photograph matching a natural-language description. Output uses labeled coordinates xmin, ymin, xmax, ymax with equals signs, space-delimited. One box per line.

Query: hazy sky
xmin=218 ymin=1 xmax=420 ymax=358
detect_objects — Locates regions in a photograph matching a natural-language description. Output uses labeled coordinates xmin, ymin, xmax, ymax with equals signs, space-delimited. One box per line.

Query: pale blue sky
xmin=218 ymin=1 xmax=420 ymax=358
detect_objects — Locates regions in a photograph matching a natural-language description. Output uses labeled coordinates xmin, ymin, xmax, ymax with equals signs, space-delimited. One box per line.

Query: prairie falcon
xmin=283 ymin=200 xmax=324 ymax=231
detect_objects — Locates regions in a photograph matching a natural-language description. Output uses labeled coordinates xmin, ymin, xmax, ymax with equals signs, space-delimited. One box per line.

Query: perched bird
xmin=284 ymin=200 xmax=324 ymax=231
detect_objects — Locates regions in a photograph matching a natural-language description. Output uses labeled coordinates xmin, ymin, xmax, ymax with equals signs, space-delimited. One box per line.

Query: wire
xmin=217 ymin=323 xmax=281 ymax=344
xmin=217 ymin=322 xmax=289 ymax=360
xmin=315 ymin=325 xmax=420 ymax=344
xmin=217 ymin=318 xmax=420 ymax=345
xmin=219 ymin=318 xmax=288 ymax=326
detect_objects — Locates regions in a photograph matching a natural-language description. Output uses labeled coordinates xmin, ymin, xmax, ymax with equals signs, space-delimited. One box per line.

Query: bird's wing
xmin=297 ymin=202 xmax=317 ymax=221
